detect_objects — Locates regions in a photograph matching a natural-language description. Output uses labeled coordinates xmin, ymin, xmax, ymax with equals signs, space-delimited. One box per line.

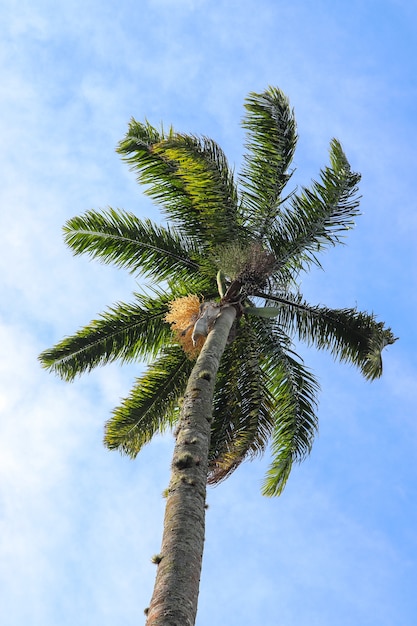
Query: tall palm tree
xmin=39 ymin=87 xmax=395 ymax=625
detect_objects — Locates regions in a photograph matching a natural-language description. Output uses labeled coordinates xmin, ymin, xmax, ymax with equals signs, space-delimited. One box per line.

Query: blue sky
xmin=1 ymin=0 xmax=416 ymax=624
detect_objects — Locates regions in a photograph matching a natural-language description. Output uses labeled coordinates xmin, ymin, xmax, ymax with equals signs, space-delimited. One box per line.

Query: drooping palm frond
xmin=263 ymin=351 xmax=319 ymax=496
xmin=117 ymin=121 xmax=241 ymax=245
xmin=240 ymin=86 xmax=297 ymax=235
xmin=63 ymin=209 xmax=201 ymax=282
xmin=104 ymin=345 xmax=193 ymax=456
xmin=268 ymin=139 xmax=361 ymax=274
xmin=254 ymin=291 xmax=397 ymax=380
xmin=38 ymin=292 xmax=173 ymax=380
xmin=249 ymin=317 xmax=319 ymax=496
xmin=208 ymin=319 xmax=275 ymax=484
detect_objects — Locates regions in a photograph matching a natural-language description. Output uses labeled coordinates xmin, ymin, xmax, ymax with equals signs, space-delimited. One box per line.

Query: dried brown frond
xmin=165 ymin=295 xmax=206 ymax=358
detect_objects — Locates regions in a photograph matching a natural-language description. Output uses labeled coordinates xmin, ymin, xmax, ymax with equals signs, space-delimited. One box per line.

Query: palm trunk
xmin=146 ymin=304 xmax=237 ymax=626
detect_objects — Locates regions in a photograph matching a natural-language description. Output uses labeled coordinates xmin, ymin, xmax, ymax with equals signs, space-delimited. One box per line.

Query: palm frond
xmin=250 ymin=317 xmax=319 ymax=496
xmin=263 ymin=353 xmax=319 ymax=496
xmin=268 ymin=139 xmax=361 ymax=273
xmin=208 ymin=319 xmax=275 ymax=484
xmin=255 ymin=291 xmax=397 ymax=380
xmin=64 ymin=209 xmax=200 ymax=282
xmin=104 ymin=346 xmax=193 ymax=456
xmin=117 ymin=120 xmax=240 ymax=245
xmin=240 ymin=86 xmax=297 ymax=236
xmin=38 ymin=292 xmax=173 ymax=381
xmin=156 ymin=134 xmax=241 ymax=242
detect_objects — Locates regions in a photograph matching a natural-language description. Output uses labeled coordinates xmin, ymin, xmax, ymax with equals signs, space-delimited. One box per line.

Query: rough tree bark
xmin=146 ymin=304 xmax=237 ymax=626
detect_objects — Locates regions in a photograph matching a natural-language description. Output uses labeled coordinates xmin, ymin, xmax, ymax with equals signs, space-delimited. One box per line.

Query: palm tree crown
xmin=39 ymin=87 xmax=395 ymax=496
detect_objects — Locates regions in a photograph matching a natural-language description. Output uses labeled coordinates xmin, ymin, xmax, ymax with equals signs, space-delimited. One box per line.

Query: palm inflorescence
xmin=39 ymin=87 xmax=395 ymax=496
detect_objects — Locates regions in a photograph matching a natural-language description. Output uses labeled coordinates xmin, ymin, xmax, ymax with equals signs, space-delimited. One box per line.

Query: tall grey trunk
xmin=146 ymin=304 xmax=237 ymax=626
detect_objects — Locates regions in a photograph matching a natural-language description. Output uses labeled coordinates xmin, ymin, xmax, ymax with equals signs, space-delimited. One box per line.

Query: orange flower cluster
xmin=165 ymin=295 xmax=206 ymax=358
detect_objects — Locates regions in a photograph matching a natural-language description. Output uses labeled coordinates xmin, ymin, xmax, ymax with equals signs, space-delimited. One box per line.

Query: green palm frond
xmin=38 ymin=292 xmax=172 ymax=381
xmin=156 ymin=134 xmax=241 ymax=242
xmin=118 ymin=120 xmax=240 ymax=245
xmin=240 ymin=86 xmax=297 ymax=235
xmin=249 ymin=317 xmax=319 ymax=496
xmin=208 ymin=319 xmax=275 ymax=484
xmin=255 ymin=291 xmax=396 ymax=380
xmin=263 ymin=352 xmax=319 ymax=496
xmin=104 ymin=345 xmax=193 ymax=456
xmin=268 ymin=139 xmax=361 ymax=273
xmin=64 ymin=209 xmax=200 ymax=282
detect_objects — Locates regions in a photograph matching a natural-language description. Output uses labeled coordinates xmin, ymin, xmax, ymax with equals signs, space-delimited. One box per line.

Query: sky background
xmin=1 ymin=0 xmax=416 ymax=624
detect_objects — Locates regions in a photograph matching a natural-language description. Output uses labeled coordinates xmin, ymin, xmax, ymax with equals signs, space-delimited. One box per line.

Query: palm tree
xmin=39 ymin=87 xmax=395 ymax=625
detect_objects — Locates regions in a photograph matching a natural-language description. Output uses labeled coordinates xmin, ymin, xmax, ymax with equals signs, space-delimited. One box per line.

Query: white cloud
xmin=0 ymin=320 xmax=171 ymax=624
